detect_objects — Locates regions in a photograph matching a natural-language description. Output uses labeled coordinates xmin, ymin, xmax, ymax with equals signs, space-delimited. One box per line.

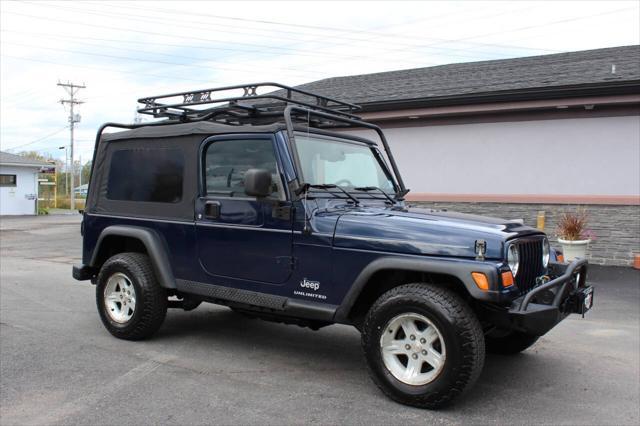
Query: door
xmin=195 ymin=135 xmax=293 ymax=285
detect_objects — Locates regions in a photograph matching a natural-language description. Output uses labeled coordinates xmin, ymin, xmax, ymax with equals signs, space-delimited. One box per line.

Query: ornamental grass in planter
xmin=556 ymin=210 xmax=595 ymax=261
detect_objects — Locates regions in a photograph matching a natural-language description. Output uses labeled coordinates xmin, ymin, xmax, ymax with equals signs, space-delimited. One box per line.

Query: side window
xmin=0 ymin=174 xmax=17 ymax=187
xmin=107 ymin=148 xmax=184 ymax=203
xmin=205 ymin=139 xmax=281 ymax=198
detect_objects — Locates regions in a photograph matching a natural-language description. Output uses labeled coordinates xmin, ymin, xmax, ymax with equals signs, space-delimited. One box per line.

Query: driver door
xmin=195 ymin=135 xmax=293 ymax=285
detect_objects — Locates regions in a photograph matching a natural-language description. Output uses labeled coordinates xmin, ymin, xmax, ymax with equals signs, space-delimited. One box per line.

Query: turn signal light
xmin=471 ymin=272 xmax=489 ymax=291
xmin=557 ymin=254 xmax=565 ymax=263
xmin=501 ymin=271 xmax=515 ymax=288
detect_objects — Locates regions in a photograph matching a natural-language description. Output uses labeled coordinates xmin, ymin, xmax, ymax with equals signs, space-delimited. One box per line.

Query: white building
xmin=0 ymin=152 xmax=50 ymax=216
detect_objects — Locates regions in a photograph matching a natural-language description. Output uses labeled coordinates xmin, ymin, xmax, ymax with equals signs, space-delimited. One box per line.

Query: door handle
xmin=204 ymin=201 xmax=221 ymax=219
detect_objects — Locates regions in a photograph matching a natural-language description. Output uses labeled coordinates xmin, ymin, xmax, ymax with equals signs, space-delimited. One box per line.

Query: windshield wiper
xmin=354 ymin=186 xmax=395 ymax=204
xmin=296 ymin=183 xmax=360 ymax=205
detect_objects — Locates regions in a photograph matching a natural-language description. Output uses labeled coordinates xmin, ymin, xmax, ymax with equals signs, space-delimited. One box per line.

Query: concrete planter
xmin=558 ymin=238 xmax=591 ymax=261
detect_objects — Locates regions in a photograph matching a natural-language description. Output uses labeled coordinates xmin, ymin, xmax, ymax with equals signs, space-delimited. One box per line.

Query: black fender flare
xmin=90 ymin=225 xmax=176 ymax=289
xmin=333 ymin=256 xmax=501 ymax=322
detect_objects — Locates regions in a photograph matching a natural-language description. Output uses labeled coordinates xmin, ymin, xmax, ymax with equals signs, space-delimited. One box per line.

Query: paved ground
xmin=1 ymin=214 xmax=639 ymax=425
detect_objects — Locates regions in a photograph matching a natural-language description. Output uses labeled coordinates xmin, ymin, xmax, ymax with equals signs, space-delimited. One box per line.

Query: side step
xmin=175 ymin=279 xmax=337 ymax=322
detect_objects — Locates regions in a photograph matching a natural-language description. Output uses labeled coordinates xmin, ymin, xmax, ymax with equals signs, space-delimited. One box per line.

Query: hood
xmin=330 ymin=205 xmax=542 ymax=259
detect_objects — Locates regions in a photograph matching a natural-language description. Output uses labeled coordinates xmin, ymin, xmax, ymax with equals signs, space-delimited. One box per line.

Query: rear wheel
xmin=361 ymin=283 xmax=485 ymax=409
xmin=96 ymin=253 xmax=167 ymax=340
xmin=485 ymin=331 xmax=539 ymax=354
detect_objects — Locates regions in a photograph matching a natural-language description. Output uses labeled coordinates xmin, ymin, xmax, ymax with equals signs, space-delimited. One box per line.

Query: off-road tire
xmin=362 ymin=283 xmax=485 ymax=409
xmin=485 ymin=331 xmax=539 ymax=355
xmin=96 ymin=253 xmax=167 ymax=340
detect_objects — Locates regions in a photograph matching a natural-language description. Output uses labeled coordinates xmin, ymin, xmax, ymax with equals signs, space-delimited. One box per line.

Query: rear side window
xmin=107 ymin=148 xmax=184 ymax=203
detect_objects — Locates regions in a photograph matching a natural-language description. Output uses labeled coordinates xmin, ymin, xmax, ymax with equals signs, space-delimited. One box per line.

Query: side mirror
xmin=244 ymin=168 xmax=272 ymax=198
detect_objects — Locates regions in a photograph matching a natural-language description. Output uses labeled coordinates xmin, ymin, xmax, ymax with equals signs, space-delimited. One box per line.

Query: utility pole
xmin=58 ymin=81 xmax=85 ymax=210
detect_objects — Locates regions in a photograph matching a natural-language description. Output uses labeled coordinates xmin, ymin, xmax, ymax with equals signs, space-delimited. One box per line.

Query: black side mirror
xmin=244 ymin=168 xmax=272 ymax=198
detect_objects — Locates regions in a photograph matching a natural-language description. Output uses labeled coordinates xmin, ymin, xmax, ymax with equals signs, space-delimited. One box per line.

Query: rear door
xmin=195 ymin=134 xmax=293 ymax=285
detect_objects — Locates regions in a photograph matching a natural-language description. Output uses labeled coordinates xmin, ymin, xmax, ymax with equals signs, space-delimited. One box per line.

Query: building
xmin=0 ymin=152 xmax=50 ymax=215
xmin=290 ymin=45 xmax=640 ymax=266
xmin=74 ymin=184 xmax=88 ymax=197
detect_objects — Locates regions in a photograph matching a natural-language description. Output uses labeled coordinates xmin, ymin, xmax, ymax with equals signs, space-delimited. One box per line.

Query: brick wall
xmin=410 ymin=202 xmax=640 ymax=267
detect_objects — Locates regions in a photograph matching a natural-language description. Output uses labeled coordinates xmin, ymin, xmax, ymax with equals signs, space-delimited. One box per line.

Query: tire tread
xmin=362 ymin=283 xmax=485 ymax=409
xmin=96 ymin=252 xmax=167 ymax=340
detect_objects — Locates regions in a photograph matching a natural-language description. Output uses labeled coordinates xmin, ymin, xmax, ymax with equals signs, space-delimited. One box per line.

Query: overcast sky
xmin=1 ymin=0 xmax=638 ymax=164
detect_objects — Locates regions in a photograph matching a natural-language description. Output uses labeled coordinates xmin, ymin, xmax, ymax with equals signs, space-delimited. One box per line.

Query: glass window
xmin=0 ymin=174 xmax=17 ymax=187
xmin=205 ymin=139 xmax=280 ymax=197
xmin=295 ymin=134 xmax=395 ymax=192
xmin=107 ymin=149 xmax=184 ymax=203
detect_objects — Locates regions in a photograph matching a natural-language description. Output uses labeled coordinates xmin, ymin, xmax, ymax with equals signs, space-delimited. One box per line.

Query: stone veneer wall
xmin=410 ymin=202 xmax=640 ymax=267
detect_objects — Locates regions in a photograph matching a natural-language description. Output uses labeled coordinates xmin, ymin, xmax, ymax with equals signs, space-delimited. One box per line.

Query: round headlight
xmin=508 ymin=244 xmax=520 ymax=276
xmin=542 ymin=237 xmax=550 ymax=268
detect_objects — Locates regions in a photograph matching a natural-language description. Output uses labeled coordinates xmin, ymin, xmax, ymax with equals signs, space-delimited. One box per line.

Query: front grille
xmin=513 ymin=237 xmax=545 ymax=295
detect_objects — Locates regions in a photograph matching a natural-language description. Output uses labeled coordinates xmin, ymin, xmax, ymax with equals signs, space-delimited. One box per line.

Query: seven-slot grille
xmin=512 ymin=237 xmax=545 ymax=295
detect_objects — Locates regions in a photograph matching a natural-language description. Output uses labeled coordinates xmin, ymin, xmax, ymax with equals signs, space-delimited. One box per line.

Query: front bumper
xmin=490 ymin=259 xmax=593 ymax=336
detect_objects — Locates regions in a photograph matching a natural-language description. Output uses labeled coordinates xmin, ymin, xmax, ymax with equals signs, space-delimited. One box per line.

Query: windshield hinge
xmin=475 ymin=240 xmax=487 ymax=261
xmin=272 ymin=204 xmax=292 ymax=221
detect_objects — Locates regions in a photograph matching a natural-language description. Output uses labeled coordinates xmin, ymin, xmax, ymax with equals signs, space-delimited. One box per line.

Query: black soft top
xmin=101 ymin=121 xmax=287 ymax=142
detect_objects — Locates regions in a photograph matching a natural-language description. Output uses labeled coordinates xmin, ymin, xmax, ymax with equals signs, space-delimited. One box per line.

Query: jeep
xmin=73 ymin=83 xmax=594 ymax=409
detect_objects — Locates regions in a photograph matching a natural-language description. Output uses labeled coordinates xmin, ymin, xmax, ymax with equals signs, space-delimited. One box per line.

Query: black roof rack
xmin=88 ymin=83 xmax=407 ymax=200
xmin=137 ymin=82 xmax=362 ymax=126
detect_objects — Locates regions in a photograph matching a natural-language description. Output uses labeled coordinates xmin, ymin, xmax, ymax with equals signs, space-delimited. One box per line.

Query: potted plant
xmin=556 ymin=210 xmax=595 ymax=261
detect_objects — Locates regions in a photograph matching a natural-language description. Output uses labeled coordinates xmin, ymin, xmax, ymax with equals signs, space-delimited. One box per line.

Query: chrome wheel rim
xmin=104 ymin=272 xmax=136 ymax=323
xmin=380 ymin=313 xmax=446 ymax=386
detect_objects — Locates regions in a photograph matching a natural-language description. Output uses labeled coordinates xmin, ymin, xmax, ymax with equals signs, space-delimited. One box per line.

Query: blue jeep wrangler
xmin=73 ymin=83 xmax=593 ymax=408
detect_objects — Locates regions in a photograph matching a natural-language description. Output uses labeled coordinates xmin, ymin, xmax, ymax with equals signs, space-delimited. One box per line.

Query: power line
xmin=2 ymin=6 xmax=561 ymax=67
xmin=8 ymin=1 xmax=561 ymax=66
xmin=3 ymin=126 xmax=69 ymax=151
xmin=18 ymin=0 xmax=557 ymax=55
xmin=3 ymin=10 xmax=381 ymax=61
xmin=0 ymin=40 xmax=325 ymax=80
xmin=0 ymin=54 xmax=221 ymax=84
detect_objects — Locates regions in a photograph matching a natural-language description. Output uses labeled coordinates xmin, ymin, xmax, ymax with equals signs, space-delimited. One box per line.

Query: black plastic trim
xmin=90 ymin=225 xmax=176 ymax=289
xmin=334 ymin=256 xmax=502 ymax=322
xmin=72 ymin=264 xmax=96 ymax=281
xmin=176 ymin=279 xmax=337 ymax=321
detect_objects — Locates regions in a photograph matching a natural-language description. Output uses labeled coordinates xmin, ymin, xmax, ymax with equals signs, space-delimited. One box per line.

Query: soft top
xmin=101 ymin=121 xmax=287 ymax=142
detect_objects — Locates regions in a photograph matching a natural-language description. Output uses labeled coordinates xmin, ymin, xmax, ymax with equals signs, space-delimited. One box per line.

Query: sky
xmin=1 ymin=0 xmax=639 ymax=165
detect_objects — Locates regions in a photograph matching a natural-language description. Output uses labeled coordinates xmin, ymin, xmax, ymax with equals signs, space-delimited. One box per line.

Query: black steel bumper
xmin=503 ymin=259 xmax=593 ymax=336
xmin=72 ymin=264 xmax=96 ymax=281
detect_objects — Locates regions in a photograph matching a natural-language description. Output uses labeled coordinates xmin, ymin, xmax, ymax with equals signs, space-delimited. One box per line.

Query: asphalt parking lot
xmin=1 ymin=214 xmax=639 ymax=425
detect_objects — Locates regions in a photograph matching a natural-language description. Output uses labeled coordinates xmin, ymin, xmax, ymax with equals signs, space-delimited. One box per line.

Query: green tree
xmin=81 ymin=161 xmax=92 ymax=186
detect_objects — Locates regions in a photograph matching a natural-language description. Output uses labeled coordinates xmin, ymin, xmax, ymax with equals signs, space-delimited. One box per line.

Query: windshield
xmin=295 ymin=134 xmax=396 ymax=193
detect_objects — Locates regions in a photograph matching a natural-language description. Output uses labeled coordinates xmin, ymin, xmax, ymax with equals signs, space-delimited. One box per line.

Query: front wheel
xmin=96 ymin=253 xmax=167 ymax=340
xmin=361 ymin=283 xmax=485 ymax=409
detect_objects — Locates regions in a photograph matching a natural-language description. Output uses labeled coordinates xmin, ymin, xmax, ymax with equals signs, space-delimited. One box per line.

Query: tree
xmin=81 ymin=161 xmax=92 ymax=185
xmin=18 ymin=151 xmax=53 ymax=162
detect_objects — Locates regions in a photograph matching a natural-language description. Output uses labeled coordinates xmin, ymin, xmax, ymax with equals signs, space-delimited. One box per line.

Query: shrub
xmin=556 ymin=210 xmax=594 ymax=241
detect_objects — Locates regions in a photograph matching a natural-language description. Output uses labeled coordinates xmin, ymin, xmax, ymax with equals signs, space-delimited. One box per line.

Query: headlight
xmin=542 ymin=237 xmax=550 ymax=268
xmin=507 ymin=244 xmax=520 ymax=276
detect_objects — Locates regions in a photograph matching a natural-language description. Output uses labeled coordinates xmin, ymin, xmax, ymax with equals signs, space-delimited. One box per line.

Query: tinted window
xmin=107 ymin=149 xmax=183 ymax=203
xmin=205 ymin=139 xmax=278 ymax=196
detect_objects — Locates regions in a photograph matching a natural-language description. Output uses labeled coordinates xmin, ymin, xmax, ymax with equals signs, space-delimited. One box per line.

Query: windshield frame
xmin=288 ymin=130 xmax=399 ymax=197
